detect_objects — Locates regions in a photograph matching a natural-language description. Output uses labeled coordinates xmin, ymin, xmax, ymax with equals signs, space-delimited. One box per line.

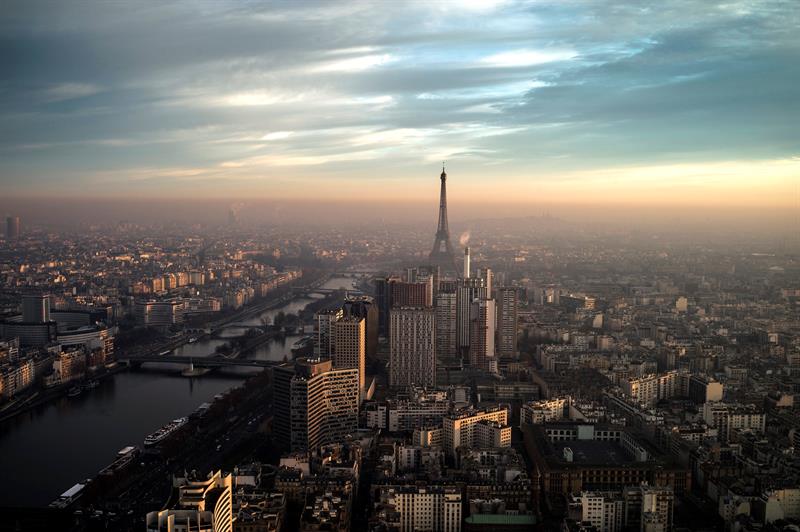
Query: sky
xmin=1 ymin=0 xmax=798 ymax=209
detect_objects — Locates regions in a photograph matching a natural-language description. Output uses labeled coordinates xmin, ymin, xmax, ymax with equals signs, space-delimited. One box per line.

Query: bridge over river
xmin=119 ymin=355 xmax=280 ymax=368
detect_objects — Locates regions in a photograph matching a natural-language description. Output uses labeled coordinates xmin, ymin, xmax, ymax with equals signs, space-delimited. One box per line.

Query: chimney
xmin=463 ymin=247 xmax=471 ymax=278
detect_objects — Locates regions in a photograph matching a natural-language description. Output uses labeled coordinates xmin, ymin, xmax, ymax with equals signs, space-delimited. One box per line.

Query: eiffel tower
xmin=429 ymin=164 xmax=457 ymax=274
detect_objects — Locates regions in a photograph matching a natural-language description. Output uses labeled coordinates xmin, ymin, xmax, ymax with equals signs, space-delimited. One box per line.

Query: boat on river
xmin=144 ymin=417 xmax=188 ymax=447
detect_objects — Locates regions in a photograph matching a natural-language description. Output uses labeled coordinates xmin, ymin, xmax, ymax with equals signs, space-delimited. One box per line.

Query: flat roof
xmin=551 ymin=441 xmax=632 ymax=466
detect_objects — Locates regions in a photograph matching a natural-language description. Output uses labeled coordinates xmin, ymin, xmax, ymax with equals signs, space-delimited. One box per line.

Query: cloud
xmin=40 ymin=82 xmax=102 ymax=102
xmin=0 ymin=0 xmax=797 ymax=205
xmin=479 ymin=49 xmax=577 ymax=68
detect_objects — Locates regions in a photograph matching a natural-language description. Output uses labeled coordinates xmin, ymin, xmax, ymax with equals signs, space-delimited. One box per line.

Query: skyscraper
xmin=390 ymin=307 xmax=436 ymax=388
xmin=315 ymin=308 xmax=343 ymax=357
xmin=5 ymin=216 xmax=20 ymax=241
xmin=273 ymin=358 xmax=359 ymax=452
xmin=469 ymin=298 xmax=496 ymax=370
xmin=391 ymin=278 xmax=434 ymax=308
xmin=434 ymin=290 xmax=458 ymax=360
xmin=333 ymin=316 xmax=366 ymax=400
xmin=495 ymin=287 xmax=519 ymax=358
xmin=456 ymin=277 xmax=487 ymax=351
xmin=428 ymin=166 xmax=457 ymax=275
xmin=342 ymin=295 xmax=378 ymax=357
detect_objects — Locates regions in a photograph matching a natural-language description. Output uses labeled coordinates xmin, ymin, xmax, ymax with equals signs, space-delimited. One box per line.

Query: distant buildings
xmin=5 ymin=216 xmax=20 ymax=241
xmin=134 ymin=300 xmax=184 ymax=327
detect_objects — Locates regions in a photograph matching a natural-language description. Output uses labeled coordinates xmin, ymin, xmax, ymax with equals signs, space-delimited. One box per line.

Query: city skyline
xmin=2 ymin=1 xmax=798 ymax=207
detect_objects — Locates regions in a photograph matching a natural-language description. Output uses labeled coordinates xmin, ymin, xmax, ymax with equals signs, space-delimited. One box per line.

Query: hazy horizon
xmin=1 ymin=197 xmax=797 ymax=243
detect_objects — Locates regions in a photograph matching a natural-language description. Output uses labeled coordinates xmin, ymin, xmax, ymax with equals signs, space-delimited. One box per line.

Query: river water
xmin=0 ymin=276 xmax=360 ymax=508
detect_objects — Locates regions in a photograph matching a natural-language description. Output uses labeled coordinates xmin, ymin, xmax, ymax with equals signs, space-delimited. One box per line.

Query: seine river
xmin=0 ymin=276 xmax=356 ymax=507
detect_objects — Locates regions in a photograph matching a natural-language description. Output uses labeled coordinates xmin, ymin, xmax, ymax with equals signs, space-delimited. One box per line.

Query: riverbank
xmin=0 ymin=363 xmax=129 ymax=424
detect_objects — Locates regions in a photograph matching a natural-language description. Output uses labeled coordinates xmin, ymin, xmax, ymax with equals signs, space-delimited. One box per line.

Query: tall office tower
xmin=333 ymin=316 xmax=366 ymax=400
xmin=495 ymin=287 xmax=519 ymax=358
xmin=469 ymin=299 xmax=496 ymax=370
xmin=342 ymin=296 xmax=378 ymax=358
xmin=463 ymin=247 xmax=470 ymax=278
xmin=435 ymin=291 xmax=458 ymax=359
xmin=146 ymin=470 xmax=233 ymax=532
xmin=477 ymin=267 xmax=493 ymax=295
xmin=314 ymin=308 xmax=343 ymax=357
xmin=428 ymin=165 xmax=457 ymax=275
xmin=391 ymin=277 xmax=434 ymax=308
xmin=273 ymin=358 xmax=359 ymax=452
xmin=22 ymin=294 xmax=50 ymax=323
xmin=5 ymin=216 xmax=20 ymax=241
xmin=456 ymin=278 xmax=487 ymax=351
xmin=374 ymin=276 xmax=397 ymax=337
xmin=390 ymin=307 xmax=436 ymax=388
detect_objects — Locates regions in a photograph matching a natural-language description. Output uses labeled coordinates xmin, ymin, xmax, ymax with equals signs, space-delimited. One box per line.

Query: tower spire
xmin=429 ymin=165 xmax=457 ymax=274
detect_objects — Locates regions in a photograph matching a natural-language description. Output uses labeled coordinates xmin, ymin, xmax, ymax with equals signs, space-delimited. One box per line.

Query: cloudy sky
xmin=1 ymin=0 xmax=798 ymax=206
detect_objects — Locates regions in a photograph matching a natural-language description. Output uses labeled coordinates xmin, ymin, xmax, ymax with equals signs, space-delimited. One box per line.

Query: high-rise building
xmin=495 ymin=287 xmax=518 ymax=358
xmin=469 ymin=299 xmax=496 ymax=370
xmin=456 ymin=277 xmax=487 ymax=351
xmin=477 ymin=267 xmax=493 ymax=296
xmin=314 ymin=308 xmax=343 ymax=357
xmin=391 ymin=278 xmax=434 ymax=308
xmin=21 ymin=294 xmax=51 ymax=323
xmin=390 ymin=307 xmax=436 ymax=388
xmin=434 ymin=291 xmax=458 ymax=359
xmin=333 ymin=316 xmax=366 ymax=400
xmin=5 ymin=216 xmax=20 ymax=241
xmin=374 ymin=275 xmax=400 ymax=337
xmin=146 ymin=470 xmax=233 ymax=532
xmin=273 ymin=358 xmax=359 ymax=452
xmin=342 ymin=296 xmax=378 ymax=358
xmin=429 ymin=166 xmax=457 ymax=275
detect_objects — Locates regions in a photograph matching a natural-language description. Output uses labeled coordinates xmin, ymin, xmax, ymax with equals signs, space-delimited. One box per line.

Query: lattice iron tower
xmin=429 ymin=165 xmax=457 ymax=274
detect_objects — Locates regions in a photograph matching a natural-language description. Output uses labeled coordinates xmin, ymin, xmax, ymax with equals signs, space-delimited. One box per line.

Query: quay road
xmin=80 ymin=374 xmax=276 ymax=531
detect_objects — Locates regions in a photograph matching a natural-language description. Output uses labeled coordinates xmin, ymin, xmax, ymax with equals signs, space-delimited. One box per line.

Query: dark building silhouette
xmin=6 ymin=216 xmax=20 ymax=241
